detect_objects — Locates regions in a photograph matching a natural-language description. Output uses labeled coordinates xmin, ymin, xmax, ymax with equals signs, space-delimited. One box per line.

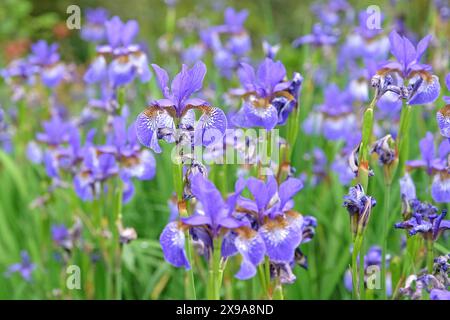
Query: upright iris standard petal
xmin=279 ymin=177 xmax=304 ymax=210
xmin=151 ymin=63 xmax=170 ymax=96
xmin=171 ymin=62 xmax=206 ymax=110
xmin=408 ymin=75 xmax=440 ymax=105
xmin=247 ymin=177 xmax=269 ymax=211
xmin=189 ymin=174 xmax=225 ymax=227
xmin=259 ymin=216 xmax=302 ymax=263
xmin=160 ymin=221 xmax=190 ymax=269
xmin=234 ymin=228 xmax=265 ymax=280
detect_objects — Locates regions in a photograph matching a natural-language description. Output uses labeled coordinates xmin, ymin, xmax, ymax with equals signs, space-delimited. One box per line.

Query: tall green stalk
xmin=381 ymin=182 xmax=391 ymax=300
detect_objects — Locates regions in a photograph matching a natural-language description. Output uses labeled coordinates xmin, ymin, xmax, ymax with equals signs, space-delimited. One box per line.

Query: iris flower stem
xmin=172 ymin=145 xmax=197 ymax=299
xmin=351 ymin=234 xmax=363 ymax=300
xmin=359 ymin=238 xmax=365 ymax=300
xmin=381 ymin=182 xmax=391 ymax=300
xmin=396 ymin=103 xmax=412 ymax=175
xmin=273 ymin=279 xmax=284 ymax=300
xmin=257 ymin=264 xmax=268 ymax=297
xmin=117 ymin=86 xmax=126 ymax=116
xmin=426 ymin=239 xmax=434 ymax=274
xmin=264 ymin=256 xmax=272 ymax=299
xmin=112 ymin=179 xmax=123 ymax=300
xmin=211 ymin=237 xmax=223 ymax=300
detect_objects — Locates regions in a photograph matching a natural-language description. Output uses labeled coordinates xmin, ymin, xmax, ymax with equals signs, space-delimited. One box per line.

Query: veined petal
xmin=194 ymin=105 xmax=227 ymax=147
xmin=259 ymin=216 xmax=302 ymax=263
xmin=242 ymin=100 xmax=278 ymax=131
xmin=160 ymin=221 xmax=190 ymax=269
xmin=437 ymin=106 xmax=450 ymax=138
xmin=234 ymin=227 xmax=265 ymax=280
xmin=135 ymin=105 xmax=174 ymax=153
xmin=408 ymin=75 xmax=440 ymax=105
xmin=221 ymin=232 xmax=238 ymax=258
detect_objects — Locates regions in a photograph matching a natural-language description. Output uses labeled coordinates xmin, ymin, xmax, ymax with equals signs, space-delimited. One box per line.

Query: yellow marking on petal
xmin=438 ymin=105 xmax=450 ymax=117
xmin=235 ymin=226 xmax=257 ymax=239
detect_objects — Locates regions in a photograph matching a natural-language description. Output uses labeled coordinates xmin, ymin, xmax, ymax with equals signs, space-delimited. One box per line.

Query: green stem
xmin=212 ymin=237 xmax=223 ymax=300
xmin=396 ymin=103 xmax=412 ymax=175
xmin=273 ymin=280 xmax=284 ymax=300
xmin=426 ymin=239 xmax=434 ymax=274
xmin=381 ymin=182 xmax=391 ymax=300
xmin=113 ymin=180 xmax=123 ymax=300
xmin=351 ymin=234 xmax=363 ymax=300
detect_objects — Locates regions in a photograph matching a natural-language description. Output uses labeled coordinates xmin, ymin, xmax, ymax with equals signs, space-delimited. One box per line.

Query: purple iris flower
xmin=292 ymin=23 xmax=339 ymax=48
xmin=231 ymin=58 xmax=302 ymax=130
xmin=434 ymin=0 xmax=450 ymax=21
xmin=51 ymin=224 xmax=75 ymax=250
xmin=84 ymin=16 xmax=151 ymax=87
xmin=343 ymin=184 xmax=376 ymax=236
xmin=199 ymin=7 xmax=251 ymax=78
xmin=395 ymin=203 xmax=449 ymax=241
xmin=262 ymin=41 xmax=280 ymax=60
xmin=36 ymin=116 xmax=73 ymax=146
xmin=81 ymin=8 xmax=109 ymax=42
xmin=135 ymin=61 xmax=227 ymax=153
xmin=5 ymin=251 xmax=35 ymax=282
xmin=236 ymin=176 xmax=306 ymax=263
xmin=430 ymin=289 xmax=450 ymax=300
xmin=160 ymin=174 xmax=265 ymax=279
xmin=379 ymin=30 xmax=440 ymax=105
xmin=73 ymin=147 xmax=119 ymax=201
xmin=406 ymin=132 xmax=447 ymax=175
xmin=310 ymin=84 xmax=356 ymax=141
xmin=1 ymin=58 xmax=39 ymax=85
xmin=311 ymin=0 xmax=354 ymax=26
xmin=436 ymin=74 xmax=450 ymax=140
xmin=29 ymin=40 xmax=66 ymax=88
xmin=99 ymin=116 xmax=156 ymax=182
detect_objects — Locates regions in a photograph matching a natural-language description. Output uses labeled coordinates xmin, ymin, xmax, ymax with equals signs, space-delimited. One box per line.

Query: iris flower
xmin=136 ymin=61 xmax=227 ymax=153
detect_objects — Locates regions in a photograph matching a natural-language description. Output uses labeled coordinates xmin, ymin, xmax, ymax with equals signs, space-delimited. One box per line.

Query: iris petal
xmin=160 ymin=222 xmax=190 ymax=269
xmin=259 ymin=216 xmax=302 ymax=263
xmin=135 ymin=105 xmax=174 ymax=153
xmin=194 ymin=105 xmax=227 ymax=146
xmin=408 ymin=75 xmax=440 ymax=105
xmin=234 ymin=228 xmax=265 ymax=280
